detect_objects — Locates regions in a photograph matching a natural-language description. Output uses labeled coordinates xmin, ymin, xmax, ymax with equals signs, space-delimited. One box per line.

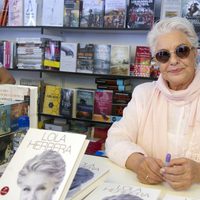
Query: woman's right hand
xmin=126 ymin=153 xmax=164 ymax=185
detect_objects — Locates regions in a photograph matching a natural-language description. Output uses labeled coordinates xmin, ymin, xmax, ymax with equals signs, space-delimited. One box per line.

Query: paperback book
xmin=84 ymin=182 xmax=161 ymax=200
xmin=80 ymin=0 xmax=104 ymax=28
xmin=0 ymin=128 xmax=89 ymax=200
xmin=23 ymin=0 xmax=37 ymax=26
xmin=65 ymin=154 xmax=110 ymax=200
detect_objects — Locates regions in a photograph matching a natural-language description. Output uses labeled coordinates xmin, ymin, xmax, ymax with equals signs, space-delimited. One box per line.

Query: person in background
xmin=17 ymin=150 xmax=66 ymax=200
xmin=0 ymin=63 xmax=16 ymax=84
xmin=105 ymin=17 xmax=200 ymax=191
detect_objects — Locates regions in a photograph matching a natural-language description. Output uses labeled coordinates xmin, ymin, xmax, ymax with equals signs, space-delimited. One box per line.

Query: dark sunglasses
xmin=154 ymin=44 xmax=194 ymax=64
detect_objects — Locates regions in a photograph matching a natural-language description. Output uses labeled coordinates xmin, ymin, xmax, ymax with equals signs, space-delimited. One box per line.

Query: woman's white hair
xmin=147 ymin=17 xmax=199 ymax=55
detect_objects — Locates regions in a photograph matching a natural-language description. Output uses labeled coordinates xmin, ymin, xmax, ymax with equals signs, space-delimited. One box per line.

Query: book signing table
xmin=92 ymin=155 xmax=200 ymax=200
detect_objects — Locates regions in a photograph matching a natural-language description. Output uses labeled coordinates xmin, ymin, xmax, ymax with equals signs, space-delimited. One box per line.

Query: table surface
xmin=88 ymin=155 xmax=200 ymax=200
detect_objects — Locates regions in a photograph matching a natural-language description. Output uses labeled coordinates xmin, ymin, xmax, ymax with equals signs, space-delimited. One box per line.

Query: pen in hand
xmin=165 ymin=153 xmax=171 ymax=167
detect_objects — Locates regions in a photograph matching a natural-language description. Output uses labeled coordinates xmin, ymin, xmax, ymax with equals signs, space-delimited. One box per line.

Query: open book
xmin=0 ymin=128 xmax=89 ymax=200
xmin=65 ymin=154 xmax=110 ymax=200
xmin=84 ymin=182 xmax=161 ymax=200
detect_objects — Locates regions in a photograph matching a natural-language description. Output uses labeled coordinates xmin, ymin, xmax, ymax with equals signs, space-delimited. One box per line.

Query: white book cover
xmin=24 ymin=0 xmax=37 ymax=26
xmin=60 ymin=43 xmax=77 ymax=72
xmin=163 ymin=194 xmax=197 ymax=200
xmin=84 ymin=182 xmax=161 ymax=200
xmin=8 ymin=0 xmax=24 ymax=26
xmin=160 ymin=0 xmax=182 ymax=19
xmin=0 ymin=128 xmax=89 ymax=200
xmin=110 ymin=45 xmax=130 ymax=76
xmin=0 ymin=84 xmax=38 ymax=128
xmin=42 ymin=0 xmax=64 ymax=26
xmin=65 ymin=154 xmax=110 ymax=200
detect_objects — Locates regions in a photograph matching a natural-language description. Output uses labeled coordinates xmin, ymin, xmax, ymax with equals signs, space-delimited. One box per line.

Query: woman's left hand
xmin=160 ymin=158 xmax=200 ymax=190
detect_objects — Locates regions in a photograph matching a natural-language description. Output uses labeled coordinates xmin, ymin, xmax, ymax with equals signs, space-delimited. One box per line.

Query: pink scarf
xmin=137 ymin=69 xmax=200 ymax=161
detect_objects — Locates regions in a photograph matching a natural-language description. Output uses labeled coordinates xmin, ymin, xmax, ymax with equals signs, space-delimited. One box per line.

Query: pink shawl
xmin=137 ymin=69 xmax=200 ymax=161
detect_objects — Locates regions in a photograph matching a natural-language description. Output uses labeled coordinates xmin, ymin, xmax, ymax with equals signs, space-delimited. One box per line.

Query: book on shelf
xmin=84 ymin=182 xmax=161 ymax=200
xmin=110 ymin=45 xmax=130 ymax=76
xmin=42 ymin=0 xmax=64 ymax=26
xmin=104 ymin=0 xmax=127 ymax=29
xmin=160 ymin=0 xmax=182 ymax=19
xmin=60 ymin=43 xmax=77 ymax=72
xmin=43 ymin=85 xmax=62 ymax=116
xmin=77 ymin=43 xmax=95 ymax=74
xmin=76 ymin=88 xmax=95 ymax=120
xmin=0 ymin=102 xmax=11 ymax=135
xmin=80 ymin=0 xmax=104 ymax=28
xmin=0 ymin=128 xmax=89 ymax=200
xmin=44 ymin=40 xmax=61 ymax=71
xmin=113 ymin=91 xmax=132 ymax=104
xmin=133 ymin=46 xmax=151 ymax=77
xmin=0 ymin=0 xmax=8 ymax=26
xmin=23 ymin=0 xmax=37 ymax=26
xmin=181 ymin=0 xmax=200 ymax=32
xmin=112 ymin=103 xmax=127 ymax=116
xmin=0 ymin=84 xmax=38 ymax=129
xmin=60 ymin=88 xmax=74 ymax=118
xmin=8 ymin=0 xmax=23 ymax=26
xmin=163 ymin=194 xmax=197 ymax=200
xmin=127 ymin=0 xmax=155 ymax=30
xmin=95 ymin=78 xmax=131 ymax=86
xmin=63 ymin=0 xmax=80 ymax=27
xmin=65 ymin=154 xmax=110 ymax=200
xmin=94 ymin=44 xmax=111 ymax=74
xmin=97 ymin=84 xmax=132 ymax=92
xmin=92 ymin=89 xmax=113 ymax=122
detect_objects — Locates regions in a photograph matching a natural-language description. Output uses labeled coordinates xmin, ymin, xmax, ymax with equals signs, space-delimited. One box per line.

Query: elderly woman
xmin=17 ymin=150 xmax=66 ymax=200
xmin=105 ymin=17 xmax=200 ymax=191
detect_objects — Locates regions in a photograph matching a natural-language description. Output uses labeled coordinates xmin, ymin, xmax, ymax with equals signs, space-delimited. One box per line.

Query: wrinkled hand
xmin=160 ymin=158 xmax=200 ymax=190
xmin=135 ymin=157 xmax=164 ymax=185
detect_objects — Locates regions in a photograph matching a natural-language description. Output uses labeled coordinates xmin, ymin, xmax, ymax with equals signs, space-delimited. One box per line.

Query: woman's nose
xmin=169 ymin=52 xmax=179 ymax=65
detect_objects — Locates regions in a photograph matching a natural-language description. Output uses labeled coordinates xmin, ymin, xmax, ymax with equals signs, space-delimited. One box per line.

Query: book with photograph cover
xmin=84 ymin=182 xmax=161 ymax=200
xmin=77 ymin=43 xmax=95 ymax=74
xmin=181 ymin=0 xmax=200 ymax=34
xmin=65 ymin=154 xmax=110 ymax=200
xmin=43 ymin=85 xmax=61 ymax=116
xmin=44 ymin=40 xmax=61 ymax=71
xmin=160 ymin=0 xmax=182 ymax=19
xmin=94 ymin=44 xmax=111 ymax=74
xmin=60 ymin=43 xmax=77 ymax=72
xmin=0 ymin=103 xmax=11 ymax=135
xmin=0 ymin=128 xmax=89 ymax=200
xmin=60 ymin=88 xmax=74 ymax=118
xmin=76 ymin=89 xmax=95 ymax=120
xmin=110 ymin=45 xmax=130 ymax=76
xmin=63 ymin=0 xmax=80 ymax=27
xmin=92 ymin=90 xmax=113 ymax=122
xmin=127 ymin=0 xmax=154 ymax=30
xmin=80 ymin=0 xmax=104 ymax=28
xmin=104 ymin=0 xmax=127 ymax=28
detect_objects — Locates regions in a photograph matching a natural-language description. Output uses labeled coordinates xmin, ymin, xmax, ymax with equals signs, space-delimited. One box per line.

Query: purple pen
xmin=165 ymin=153 xmax=171 ymax=167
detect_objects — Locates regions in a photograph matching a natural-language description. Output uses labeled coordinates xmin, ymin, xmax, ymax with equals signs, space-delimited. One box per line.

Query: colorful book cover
xmin=63 ymin=0 xmax=80 ymax=27
xmin=0 ymin=103 xmax=11 ymax=135
xmin=95 ymin=78 xmax=131 ymax=86
xmin=104 ymin=0 xmax=127 ymax=28
xmin=94 ymin=44 xmax=111 ymax=74
xmin=77 ymin=43 xmax=95 ymax=74
xmin=66 ymin=154 xmax=110 ymax=200
xmin=110 ymin=45 xmax=130 ymax=76
xmin=60 ymin=43 xmax=77 ymax=72
xmin=97 ymin=84 xmax=132 ymax=92
xmin=127 ymin=0 xmax=155 ymax=30
xmin=160 ymin=0 xmax=182 ymax=19
xmin=93 ymin=89 xmax=113 ymax=122
xmin=84 ymin=182 xmax=161 ymax=200
xmin=60 ymin=88 xmax=74 ymax=118
xmin=0 ymin=128 xmax=88 ymax=200
xmin=43 ymin=85 xmax=61 ymax=116
xmin=44 ymin=40 xmax=61 ymax=71
xmin=76 ymin=89 xmax=95 ymax=120
xmin=80 ymin=0 xmax=104 ymax=28
xmin=42 ymin=0 xmax=64 ymax=26
xmin=113 ymin=91 xmax=131 ymax=104
xmin=8 ymin=0 xmax=23 ymax=26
